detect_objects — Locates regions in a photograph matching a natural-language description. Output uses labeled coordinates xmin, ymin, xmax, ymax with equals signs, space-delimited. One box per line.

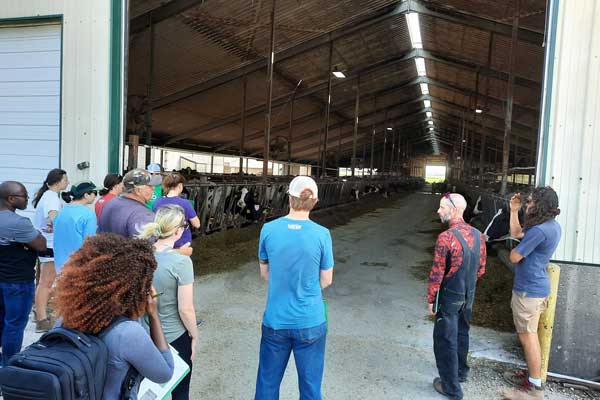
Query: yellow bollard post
xmin=538 ymin=263 xmax=561 ymax=382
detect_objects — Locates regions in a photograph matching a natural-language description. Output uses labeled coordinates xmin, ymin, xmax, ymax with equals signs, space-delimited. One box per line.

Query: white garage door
xmin=0 ymin=23 xmax=61 ymax=216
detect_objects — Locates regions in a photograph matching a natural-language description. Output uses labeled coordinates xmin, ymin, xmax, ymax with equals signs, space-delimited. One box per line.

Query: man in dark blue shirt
xmin=502 ymin=187 xmax=561 ymax=400
xmin=0 ymin=181 xmax=47 ymax=365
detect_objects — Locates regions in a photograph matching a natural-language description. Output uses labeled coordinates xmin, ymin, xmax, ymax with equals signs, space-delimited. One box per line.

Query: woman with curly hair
xmin=502 ymin=186 xmax=562 ymax=400
xmin=55 ymin=233 xmax=174 ymax=399
xmin=139 ymin=205 xmax=197 ymax=400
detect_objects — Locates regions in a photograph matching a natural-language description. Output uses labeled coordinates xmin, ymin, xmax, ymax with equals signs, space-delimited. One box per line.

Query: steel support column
xmin=351 ymin=75 xmax=360 ymax=177
xmin=262 ymin=0 xmax=276 ymax=180
xmin=145 ymin=16 xmax=155 ymax=165
xmin=239 ymin=75 xmax=247 ymax=175
xmin=500 ymin=0 xmax=520 ymax=195
xmin=322 ymin=41 xmax=334 ymax=177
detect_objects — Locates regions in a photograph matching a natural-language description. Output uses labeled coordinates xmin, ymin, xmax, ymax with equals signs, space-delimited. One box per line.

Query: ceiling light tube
xmin=428 ymin=121 xmax=434 ymax=125
xmin=420 ymin=82 xmax=429 ymax=95
xmin=475 ymin=108 xmax=483 ymax=114
xmin=415 ymin=57 xmax=427 ymax=76
xmin=406 ymin=13 xmax=423 ymax=49
xmin=426 ymin=111 xmax=432 ymax=118
xmin=424 ymin=99 xmax=431 ymax=108
xmin=332 ymin=70 xmax=346 ymax=79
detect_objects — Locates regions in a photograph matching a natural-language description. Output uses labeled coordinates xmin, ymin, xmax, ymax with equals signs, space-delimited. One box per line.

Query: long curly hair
xmin=523 ymin=186 xmax=560 ymax=230
xmin=55 ymin=233 xmax=157 ymax=334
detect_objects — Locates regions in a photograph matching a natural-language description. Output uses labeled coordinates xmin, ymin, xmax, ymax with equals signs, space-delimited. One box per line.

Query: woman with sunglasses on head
xmin=53 ymin=181 xmax=99 ymax=275
xmin=138 ymin=204 xmax=198 ymax=400
xmin=95 ymin=173 xmax=124 ymax=221
xmin=152 ymin=173 xmax=200 ymax=257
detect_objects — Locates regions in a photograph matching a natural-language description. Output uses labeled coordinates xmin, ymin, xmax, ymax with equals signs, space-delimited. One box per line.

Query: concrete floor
xmin=185 ymin=192 xmax=582 ymax=399
xmin=20 ymin=192 xmax=586 ymax=399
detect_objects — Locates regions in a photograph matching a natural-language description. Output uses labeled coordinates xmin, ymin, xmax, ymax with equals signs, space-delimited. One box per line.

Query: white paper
xmin=138 ymin=345 xmax=190 ymax=400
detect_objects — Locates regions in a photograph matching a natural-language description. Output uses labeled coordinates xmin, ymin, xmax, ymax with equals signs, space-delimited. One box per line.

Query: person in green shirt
xmin=146 ymin=163 xmax=163 ymax=209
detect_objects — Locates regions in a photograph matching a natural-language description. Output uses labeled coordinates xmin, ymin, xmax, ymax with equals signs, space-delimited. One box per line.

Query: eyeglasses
xmin=10 ymin=194 xmax=29 ymax=199
xmin=179 ymin=222 xmax=189 ymax=230
xmin=443 ymin=192 xmax=456 ymax=208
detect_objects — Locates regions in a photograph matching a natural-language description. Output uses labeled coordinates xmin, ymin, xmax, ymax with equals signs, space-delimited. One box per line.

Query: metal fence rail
xmin=184 ymin=177 xmax=424 ymax=234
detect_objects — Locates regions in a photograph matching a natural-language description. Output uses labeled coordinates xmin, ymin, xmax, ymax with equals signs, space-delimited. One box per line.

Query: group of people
xmin=0 ymin=163 xmax=201 ymax=399
xmin=428 ymin=187 xmax=561 ymax=400
xmin=1 ymin=161 xmax=562 ymax=400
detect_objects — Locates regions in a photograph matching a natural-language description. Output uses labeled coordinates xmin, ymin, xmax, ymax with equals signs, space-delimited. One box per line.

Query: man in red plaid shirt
xmin=428 ymin=193 xmax=486 ymax=400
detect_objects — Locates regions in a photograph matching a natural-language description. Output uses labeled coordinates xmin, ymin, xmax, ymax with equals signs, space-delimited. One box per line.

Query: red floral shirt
xmin=427 ymin=219 xmax=487 ymax=303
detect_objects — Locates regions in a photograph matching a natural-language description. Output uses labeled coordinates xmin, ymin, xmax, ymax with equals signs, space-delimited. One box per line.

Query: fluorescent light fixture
xmin=424 ymin=99 xmax=431 ymax=108
xmin=332 ymin=70 xmax=346 ymax=79
xmin=475 ymin=108 xmax=483 ymax=114
xmin=406 ymin=13 xmax=423 ymax=49
xmin=429 ymin=127 xmax=434 ymax=131
xmin=462 ymin=139 xmax=466 ymax=142
xmin=386 ymin=127 xmax=393 ymax=131
xmin=415 ymin=57 xmax=427 ymax=76
xmin=420 ymin=82 xmax=429 ymax=95
xmin=426 ymin=111 xmax=432 ymax=118
xmin=428 ymin=121 xmax=434 ymax=125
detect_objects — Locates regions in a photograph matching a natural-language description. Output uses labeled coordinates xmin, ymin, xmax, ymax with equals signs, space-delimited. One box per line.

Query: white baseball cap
xmin=146 ymin=163 xmax=162 ymax=174
xmin=287 ymin=176 xmax=318 ymax=199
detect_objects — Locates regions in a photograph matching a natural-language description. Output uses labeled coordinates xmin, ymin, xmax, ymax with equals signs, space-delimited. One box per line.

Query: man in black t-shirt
xmin=0 ymin=181 xmax=47 ymax=365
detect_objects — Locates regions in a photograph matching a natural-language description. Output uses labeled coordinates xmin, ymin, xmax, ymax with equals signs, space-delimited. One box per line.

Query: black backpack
xmin=0 ymin=318 xmax=138 ymax=400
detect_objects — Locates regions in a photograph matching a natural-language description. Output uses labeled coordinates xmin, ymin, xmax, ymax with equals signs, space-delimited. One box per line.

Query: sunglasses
xmin=443 ymin=192 xmax=456 ymax=208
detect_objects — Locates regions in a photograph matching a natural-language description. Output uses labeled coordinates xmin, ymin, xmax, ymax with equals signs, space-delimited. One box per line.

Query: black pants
xmin=171 ymin=332 xmax=193 ymax=400
xmin=433 ymin=306 xmax=471 ymax=400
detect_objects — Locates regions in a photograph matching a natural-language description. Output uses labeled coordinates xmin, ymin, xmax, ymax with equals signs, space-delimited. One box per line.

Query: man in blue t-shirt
xmin=502 ymin=187 xmax=561 ymax=400
xmin=255 ymin=176 xmax=334 ymax=400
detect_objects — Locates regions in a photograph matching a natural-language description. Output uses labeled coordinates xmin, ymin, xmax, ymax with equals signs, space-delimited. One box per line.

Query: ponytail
xmin=137 ymin=204 xmax=186 ymax=241
xmin=61 ymin=191 xmax=74 ymax=204
xmin=33 ymin=168 xmax=67 ymax=208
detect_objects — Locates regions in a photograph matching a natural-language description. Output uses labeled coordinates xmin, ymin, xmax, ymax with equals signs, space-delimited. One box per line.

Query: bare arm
xmin=510 ymin=249 xmax=524 ymax=264
xmin=320 ymin=268 xmax=333 ymax=289
xmin=27 ymin=234 xmax=47 ymax=252
xmin=177 ymin=283 xmax=199 ymax=360
xmin=509 ymin=195 xmax=524 ymax=238
xmin=259 ymin=261 xmax=269 ymax=282
xmin=189 ymin=216 xmax=201 ymax=229
xmin=175 ymin=243 xmax=193 ymax=256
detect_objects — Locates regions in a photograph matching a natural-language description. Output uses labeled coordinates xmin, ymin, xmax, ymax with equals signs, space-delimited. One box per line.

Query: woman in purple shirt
xmin=152 ymin=173 xmax=200 ymax=256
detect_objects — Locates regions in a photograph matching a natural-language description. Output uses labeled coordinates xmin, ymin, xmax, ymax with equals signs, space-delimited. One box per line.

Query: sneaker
xmin=503 ymin=369 xmax=529 ymax=387
xmin=433 ymin=377 xmax=462 ymax=400
xmin=35 ymin=317 xmax=53 ymax=333
xmin=500 ymin=385 xmax=544 ymax=400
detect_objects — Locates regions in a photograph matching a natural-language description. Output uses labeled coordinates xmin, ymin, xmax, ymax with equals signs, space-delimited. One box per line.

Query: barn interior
xmin=125 ymin=0 xmax=545 ymax=185
xmin=119 ymin=2 xmax=586 ymax=396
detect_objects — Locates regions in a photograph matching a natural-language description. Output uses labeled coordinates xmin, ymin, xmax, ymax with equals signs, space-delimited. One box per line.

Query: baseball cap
xmin=123 ymin=168 xmax=162 ymax=191
xmin=71 ymin=181 xmax=100 ymax=197
xmin=147 ymin=163 xmax=162 ymax=174
xmin=287 ymin=176 xmax=318 ymax=199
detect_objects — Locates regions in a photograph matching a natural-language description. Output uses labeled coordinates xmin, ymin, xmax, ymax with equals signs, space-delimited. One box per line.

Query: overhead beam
xmin=408 ymin=0 xmax=543 ymax=45
xmin=130 ymin=0 xmax=207 ymax=34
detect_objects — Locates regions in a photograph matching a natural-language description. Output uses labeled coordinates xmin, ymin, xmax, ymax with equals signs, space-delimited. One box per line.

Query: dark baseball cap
xmin=71 ymin=181 xmax=100 ymax=197
xmin=123 ymin=168 xmax=162 ymax=191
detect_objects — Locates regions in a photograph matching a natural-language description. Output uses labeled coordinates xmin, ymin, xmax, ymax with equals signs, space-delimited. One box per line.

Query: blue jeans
xmin=433 ymin=306 xmax=471 ymax=400
xmin=0 ymin=281 xmax=35 ymax=366
xmin=255 ymin=322 xmax=327 ymax=400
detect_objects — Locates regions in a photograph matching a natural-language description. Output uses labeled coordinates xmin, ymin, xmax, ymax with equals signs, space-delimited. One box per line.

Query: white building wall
xmin=538 ymin=0 xmax=600 ymax=265
xmin=0 ymin=1 xmax=114 ymax=188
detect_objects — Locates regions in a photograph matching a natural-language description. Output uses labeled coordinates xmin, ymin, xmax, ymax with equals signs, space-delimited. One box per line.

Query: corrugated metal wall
xmin=0 ymin=1 xmax=113 ymax=187
xmin=539 ymin=0 xmax=600 ymax=265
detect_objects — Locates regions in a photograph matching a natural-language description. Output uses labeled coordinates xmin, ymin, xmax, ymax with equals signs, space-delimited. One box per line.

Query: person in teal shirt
xmin=146 ymin=163 xmax=163 ymax=210
xmin=53 ymin=181 xmax=98 ymax=273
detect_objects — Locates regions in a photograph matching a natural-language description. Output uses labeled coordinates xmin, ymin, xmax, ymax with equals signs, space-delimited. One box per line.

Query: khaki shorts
xmin=511 ymin=291 xmax=548 ymax=333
